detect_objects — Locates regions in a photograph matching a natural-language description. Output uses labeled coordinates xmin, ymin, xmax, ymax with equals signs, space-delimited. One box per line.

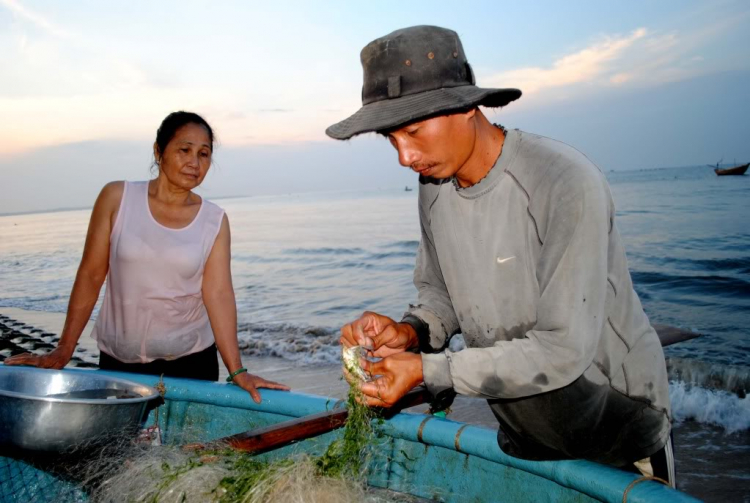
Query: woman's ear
xmin=153 ymin=142 xmax=161 ymax=165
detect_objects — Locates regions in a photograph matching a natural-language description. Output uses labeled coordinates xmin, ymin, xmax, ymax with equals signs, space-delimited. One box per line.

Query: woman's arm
xmin=203 ymin=214 xmax=290 ymax=403
xmin=5 ymin=182 xmax=122 ymax=369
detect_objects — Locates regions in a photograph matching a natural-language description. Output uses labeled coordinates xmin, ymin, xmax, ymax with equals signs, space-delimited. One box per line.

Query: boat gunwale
xmin=18 ymin=368 xmax=699 ymax=503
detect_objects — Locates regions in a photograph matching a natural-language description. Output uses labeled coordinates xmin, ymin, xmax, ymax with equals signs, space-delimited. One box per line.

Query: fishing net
xmin=0 ymin=316 xmax=97 ymax=502
xmin=1 ymin=316 xmax=418 ymax=502
xmin=0 ymin=456 xmax=87 ymax=503
xmin=0 ymin=398 xmax=407 ymax=503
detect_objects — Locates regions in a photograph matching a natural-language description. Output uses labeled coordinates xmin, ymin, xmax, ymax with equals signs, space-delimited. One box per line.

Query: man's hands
xmin=359 ymin=352 xmax=424 ymax=407
xmin=340 ymin=311 xmax=424 ymax=408
xmin=339 ymin=311 xmax=418 ymax=358
xmin=231 ymin=372 xmax=290 ymax=404
xmin=3 ymin=346 xmax=74 ymax=370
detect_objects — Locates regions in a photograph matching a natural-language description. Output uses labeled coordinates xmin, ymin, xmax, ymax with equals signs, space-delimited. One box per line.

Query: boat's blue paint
xmin=378 ymin=413 xmax=693 ymax=503
xmin=109 ymin=369 xmax=340 ymax=417
xmin=0 ymin=367 xmax=700 ymax=502
xmin=98 ymin=369 xmax=700 ymax=503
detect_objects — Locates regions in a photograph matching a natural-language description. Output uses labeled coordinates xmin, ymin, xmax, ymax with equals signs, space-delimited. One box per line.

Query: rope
xmin=154 ymin=374 xmax=167 ymax=397
xmin=622 ymin=475 xmax=671 ymax=502
xmin=151 ymin=374 xmax=167 ymax=445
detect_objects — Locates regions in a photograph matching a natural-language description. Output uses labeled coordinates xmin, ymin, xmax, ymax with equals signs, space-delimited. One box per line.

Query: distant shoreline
xmin=0 ymin=205 xmax=93 ymax=218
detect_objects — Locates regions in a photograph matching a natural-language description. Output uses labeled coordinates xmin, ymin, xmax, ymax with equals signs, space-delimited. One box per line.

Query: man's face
xmin=385 ymin=109 xmax=477 ymax=179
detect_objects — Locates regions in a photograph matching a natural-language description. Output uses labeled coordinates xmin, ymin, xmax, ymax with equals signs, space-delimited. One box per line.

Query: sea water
xmin=0 ymin=165 xmax=748 ymax=501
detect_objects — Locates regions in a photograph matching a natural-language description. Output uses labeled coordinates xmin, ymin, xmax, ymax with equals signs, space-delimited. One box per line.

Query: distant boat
xmin=712 ymin=162 xmax=749 ymax=176
xmin=404 ymin=186 xmax=413 ymax=192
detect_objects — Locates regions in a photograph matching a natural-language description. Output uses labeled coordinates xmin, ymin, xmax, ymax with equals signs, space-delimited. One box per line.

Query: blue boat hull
xmin=0 ymin=368 xmax=699 ymax=502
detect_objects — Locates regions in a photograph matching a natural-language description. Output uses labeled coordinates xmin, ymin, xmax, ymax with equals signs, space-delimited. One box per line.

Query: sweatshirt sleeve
xmin=422 ymin=165 xmax=611 ymax=399
xmin=403 ymin=193 xmax=460 ymax=353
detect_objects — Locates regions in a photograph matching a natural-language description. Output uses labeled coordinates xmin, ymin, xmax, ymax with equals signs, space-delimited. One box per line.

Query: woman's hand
xmin=231 ymin=372 xmax=290 ymax=404
xmin=3 ymin=346 xmax=74 ymax=370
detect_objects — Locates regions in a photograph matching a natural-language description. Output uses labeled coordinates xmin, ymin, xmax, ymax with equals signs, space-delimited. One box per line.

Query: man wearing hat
xmin=332 ymin=26 xmax=674 ymax=484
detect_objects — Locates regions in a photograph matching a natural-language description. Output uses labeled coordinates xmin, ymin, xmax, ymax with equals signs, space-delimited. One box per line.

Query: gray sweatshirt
xmin=407 ymin=128 xmax=671 ymax=466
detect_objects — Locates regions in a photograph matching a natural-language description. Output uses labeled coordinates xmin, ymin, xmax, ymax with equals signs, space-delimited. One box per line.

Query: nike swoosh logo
xmin=496 ymin=256 xmax=516 ymax=264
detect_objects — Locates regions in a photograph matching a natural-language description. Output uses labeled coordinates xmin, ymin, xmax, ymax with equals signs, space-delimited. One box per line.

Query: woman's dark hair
xmin=153 ymin=111 xmax=215 ymax=164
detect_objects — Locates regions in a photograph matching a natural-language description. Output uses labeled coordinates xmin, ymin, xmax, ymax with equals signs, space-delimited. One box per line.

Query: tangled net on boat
xmin=32 ymin=381 xmax=386 ymax=503
xmin=89 ymin=449 xmax=367 ymax=503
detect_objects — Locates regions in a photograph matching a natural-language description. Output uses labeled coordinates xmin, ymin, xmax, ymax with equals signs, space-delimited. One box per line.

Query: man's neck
xmin=454 ymin=117 xmax=505 ymax=188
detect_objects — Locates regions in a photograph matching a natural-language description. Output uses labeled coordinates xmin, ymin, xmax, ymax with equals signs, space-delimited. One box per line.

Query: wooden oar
xmin=185 ymin=325 xmax=697 ymax=455
xmin=184 ymin=386 xmax=431 ymax=454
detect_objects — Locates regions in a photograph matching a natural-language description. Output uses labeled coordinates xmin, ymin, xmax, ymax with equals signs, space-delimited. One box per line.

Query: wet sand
xmin=1 ymin=306 xmax=745 ymax=502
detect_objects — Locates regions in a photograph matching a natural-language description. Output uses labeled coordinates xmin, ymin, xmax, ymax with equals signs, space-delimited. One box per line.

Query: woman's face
xmin=156 ymin=123 xmax=212 ymax=190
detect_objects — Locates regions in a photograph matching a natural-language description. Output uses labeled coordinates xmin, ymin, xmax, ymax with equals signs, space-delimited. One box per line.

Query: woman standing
xmin=5 ymin=112 xmax=288 ymax=403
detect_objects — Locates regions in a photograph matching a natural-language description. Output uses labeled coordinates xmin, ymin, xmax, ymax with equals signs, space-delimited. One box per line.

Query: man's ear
xmin=460 ymin=107 xmax=477 ymax=125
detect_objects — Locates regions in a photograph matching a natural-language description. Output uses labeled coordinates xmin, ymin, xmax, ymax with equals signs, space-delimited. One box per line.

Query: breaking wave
xmin=667 ymin=357 xmax=749 ymax=397
xmin=237 ymin=322 xmax=342 ymax=365
xmin=237 ymin=325 xmax=749 ymax=433
xmin=669 ymin=381 xmax=749 ymax=434
xmin=666 ymin=357 xmax=749 ymax=433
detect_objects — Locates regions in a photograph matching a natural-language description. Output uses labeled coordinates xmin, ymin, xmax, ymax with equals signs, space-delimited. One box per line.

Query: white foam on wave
xmin=667 ymin=357 xmax=749 ymax=396
xmin=239 ymin=326 xmax=749 ymax=433
xmin=669 ymin=380 xmax=750 ymax=433
xmin=237 ymin=323 xmax=342 ymax=365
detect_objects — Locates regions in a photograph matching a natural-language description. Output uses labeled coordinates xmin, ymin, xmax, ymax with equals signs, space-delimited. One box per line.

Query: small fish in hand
xmin=342 ymin=345 xmax=370 ymax=382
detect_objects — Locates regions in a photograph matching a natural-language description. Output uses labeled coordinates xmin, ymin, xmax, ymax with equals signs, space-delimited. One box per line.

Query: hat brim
xmin=325 ymin=86 xmax=521 ymax=140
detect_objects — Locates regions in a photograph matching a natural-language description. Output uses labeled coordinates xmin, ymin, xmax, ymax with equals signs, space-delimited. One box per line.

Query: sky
xmin=1 ymin=0 xmax=749 ymax=214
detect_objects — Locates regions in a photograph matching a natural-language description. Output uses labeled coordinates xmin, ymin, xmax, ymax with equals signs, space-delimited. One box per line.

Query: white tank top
xmin=91 ymin=181 xmax=225 ymax=363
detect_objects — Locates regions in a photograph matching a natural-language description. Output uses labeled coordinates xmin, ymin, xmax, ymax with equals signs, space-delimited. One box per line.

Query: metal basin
xmin=0 ymin=365 xmax=160 ymax=454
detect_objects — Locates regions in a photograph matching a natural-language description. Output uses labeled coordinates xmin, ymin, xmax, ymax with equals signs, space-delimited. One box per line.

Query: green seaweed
xmin=148 ymin=458 xmax=203 ymax=503
xmin=134 ymin=382 xmax=379 ymax=501
xmin=316 ymin=382 xmax=377 ymax=478
xmin=217 ymin=454 xmax=279 ymax=502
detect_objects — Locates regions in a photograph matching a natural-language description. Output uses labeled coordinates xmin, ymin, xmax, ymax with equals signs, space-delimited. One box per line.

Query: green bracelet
xmin=226 ymin=367 xmax=248 ymax=382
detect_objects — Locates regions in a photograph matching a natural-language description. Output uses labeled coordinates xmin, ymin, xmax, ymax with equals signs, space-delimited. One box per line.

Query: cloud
xmin=0 ymin=2 xmax=350 ymax=154
xmin=0 ymin=0 xmax=75 ymax=39
xmin=609 ymin=73 xmax=632 ymax=85
xmin=644 ymin=32 xmax=679 ymax=52
xmin=2 ymin=2 xmax=746 ymax=155
xmin=0 ymin=1 xmax=152 ymax=101
xmin=0 ymin=1 xmax=182 ymax=153
xmin=482 ymin=28 xmax=647 ymax=95
xmin=481 ymin=11 xmax=749 ymax=106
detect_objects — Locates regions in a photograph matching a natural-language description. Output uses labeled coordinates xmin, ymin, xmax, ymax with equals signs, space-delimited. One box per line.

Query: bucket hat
xmin=326 ymin=25 xmax=521 ymax=140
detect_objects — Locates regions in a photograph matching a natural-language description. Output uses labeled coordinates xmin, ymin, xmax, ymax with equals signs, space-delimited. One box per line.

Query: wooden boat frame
xmin=0 ymin=367 xmax=699 ymax=502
